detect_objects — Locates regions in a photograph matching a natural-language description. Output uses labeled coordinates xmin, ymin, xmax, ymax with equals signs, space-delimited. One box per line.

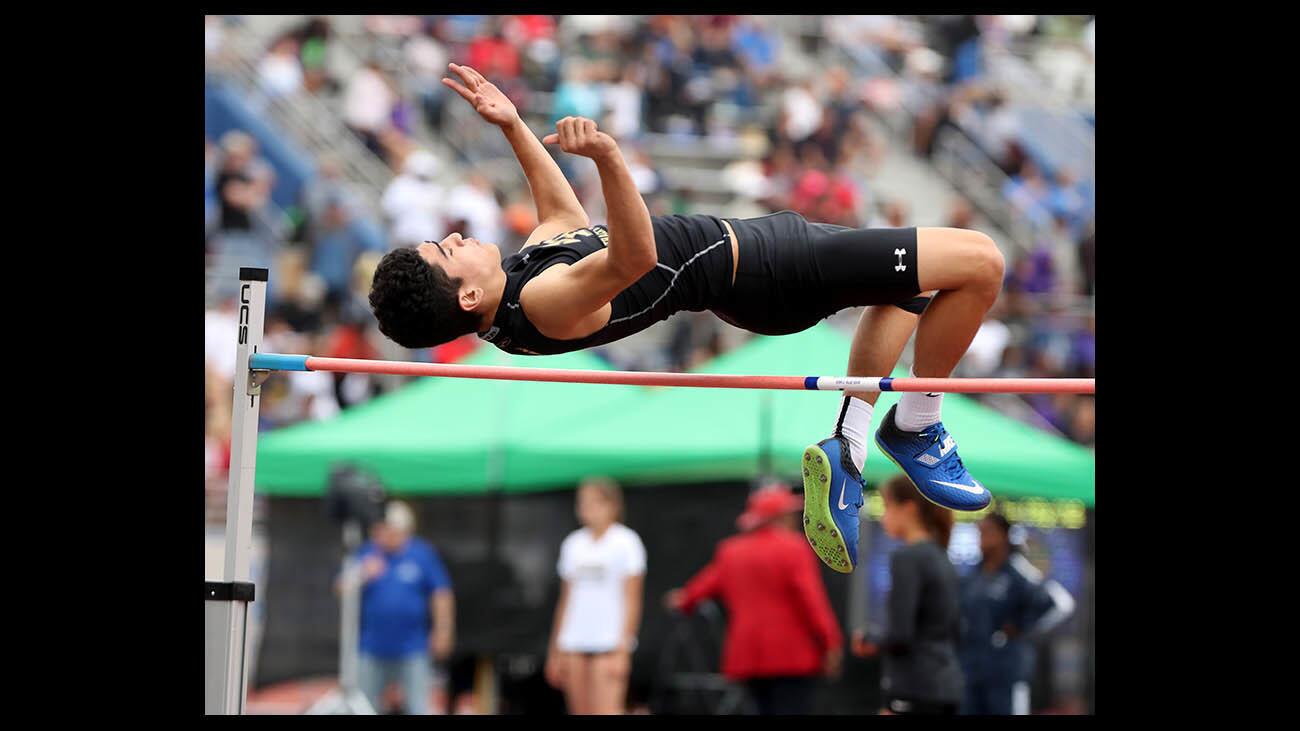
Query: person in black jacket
xmin=851 ymin=474 xmax=963 ymax=715
xmin=958 ymin=513 xmax=1075 ymax=715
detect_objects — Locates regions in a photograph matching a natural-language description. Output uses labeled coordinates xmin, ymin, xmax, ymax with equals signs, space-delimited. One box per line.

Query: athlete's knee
xmin=961 ymin=230 xmax=1004 ymax=294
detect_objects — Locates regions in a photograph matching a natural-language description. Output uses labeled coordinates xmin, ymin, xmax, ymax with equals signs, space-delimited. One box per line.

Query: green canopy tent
xmin=259 ymin=324 xmax=1093 ymax=505
xmin=256 ymin=346 xmax=646 ymax=495
xmin=514 ymin=323 xmax=1094 ymax=505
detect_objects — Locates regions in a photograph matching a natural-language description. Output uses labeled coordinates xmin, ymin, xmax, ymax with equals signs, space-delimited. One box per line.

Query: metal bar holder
xmin=205 ymin=267 xmax=268 ymax=714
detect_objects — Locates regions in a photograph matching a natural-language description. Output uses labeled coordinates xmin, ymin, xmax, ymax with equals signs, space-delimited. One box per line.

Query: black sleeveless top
xmin=478 ymin=214 xmax=734 ymax=355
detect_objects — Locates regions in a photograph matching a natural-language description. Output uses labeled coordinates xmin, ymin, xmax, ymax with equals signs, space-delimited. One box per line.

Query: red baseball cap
xmin=736 ymin=484 xmax=804 ymax=531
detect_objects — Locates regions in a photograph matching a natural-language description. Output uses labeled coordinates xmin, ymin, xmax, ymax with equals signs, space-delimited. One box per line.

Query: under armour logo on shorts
xmin=894 ymin=248 xmax=907 ymax=272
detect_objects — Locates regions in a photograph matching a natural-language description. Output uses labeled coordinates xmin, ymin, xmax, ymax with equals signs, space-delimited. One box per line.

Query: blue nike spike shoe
xmin=874 ymin=404 xmax=992 ymax=511
xmin=802 ymin=435 xmax=864 ymax=573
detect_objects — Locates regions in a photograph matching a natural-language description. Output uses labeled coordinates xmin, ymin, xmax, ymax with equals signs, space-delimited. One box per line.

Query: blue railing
xmin=204 ymin=81 xmax=387 ymax=252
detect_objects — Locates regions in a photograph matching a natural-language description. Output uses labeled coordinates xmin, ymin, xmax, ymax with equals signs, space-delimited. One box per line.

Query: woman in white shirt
xmin=545 ymin=477 xmax=646 ymax=714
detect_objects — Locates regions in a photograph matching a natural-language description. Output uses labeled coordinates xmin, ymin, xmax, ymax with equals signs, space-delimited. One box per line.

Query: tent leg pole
xmin=206 ymin=267 xmax=268 ymax=714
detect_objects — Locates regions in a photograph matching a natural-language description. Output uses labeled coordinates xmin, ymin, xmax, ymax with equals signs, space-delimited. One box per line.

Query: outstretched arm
xmin=441 ymin=63 xmax=588 ymax=235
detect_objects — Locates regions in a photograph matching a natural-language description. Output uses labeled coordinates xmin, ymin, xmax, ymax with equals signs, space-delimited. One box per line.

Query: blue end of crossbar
xmin=879 ymin=377 xmax=894 ymax=392
xmin=249 ymin=353 xmax=310 ymax=371
xmin=804 ymin=376 xmax=819 ymax=390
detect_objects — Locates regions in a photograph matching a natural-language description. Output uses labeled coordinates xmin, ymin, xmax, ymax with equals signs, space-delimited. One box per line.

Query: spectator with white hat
xmin=350 ymin=500 xmax=456 ymax=715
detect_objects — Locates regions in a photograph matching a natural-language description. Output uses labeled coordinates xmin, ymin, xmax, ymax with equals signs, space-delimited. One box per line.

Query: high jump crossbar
xmin=205 ymin=268 xmax=1094 ymax=714
xmin=249 ymin=353 xmax=1095 ymax=394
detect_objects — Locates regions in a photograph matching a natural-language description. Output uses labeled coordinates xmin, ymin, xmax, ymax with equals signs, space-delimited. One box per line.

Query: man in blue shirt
xmin=958 ymin=514 xmax=1074 ymax=715
xmin=353 ymin=501 xmax=455 ymax=714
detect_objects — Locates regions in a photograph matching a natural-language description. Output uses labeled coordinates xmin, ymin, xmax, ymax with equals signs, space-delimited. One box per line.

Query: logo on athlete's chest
xmin=539 ymin=226 xmax=610 ymax=248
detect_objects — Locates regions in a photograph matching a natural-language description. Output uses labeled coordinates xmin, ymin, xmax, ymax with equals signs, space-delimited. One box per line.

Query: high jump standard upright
xmin=204 ymin=267 xmax=268 ymax=714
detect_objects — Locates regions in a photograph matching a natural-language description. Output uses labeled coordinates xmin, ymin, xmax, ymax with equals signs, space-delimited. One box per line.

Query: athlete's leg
xmin=826 ymin=302 xmax=925 ymax=471
xmin=719 ymin=214 xmax=921 ymax=471
xmin=843 ymin=303 xmax=924 ymax=407
xmin=804 ymin=225 xmax=1003 ymax=571
xmin=911 ymin=227 xmax=1005 ymax=382
xmin=874 ymin=226 xmax=1005 ymax=511
xmin=795 ymin=223 xmax=930 ymax=571
xmin=804 ymin=302 xmax=928 ymax=572
xmin=797 ymin=223 xmax=1002 ymax=384
xmin=722 ymin=214 xmax=1003 ymax=563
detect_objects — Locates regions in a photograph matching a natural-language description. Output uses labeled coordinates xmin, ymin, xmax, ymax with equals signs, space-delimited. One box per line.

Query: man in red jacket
xmin=665 ymin=483 xmax=844 ymax=715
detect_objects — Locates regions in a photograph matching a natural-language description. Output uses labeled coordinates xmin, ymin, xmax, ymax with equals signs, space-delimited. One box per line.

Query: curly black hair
xmin=368 ymin=247 xmax=482 ymax=349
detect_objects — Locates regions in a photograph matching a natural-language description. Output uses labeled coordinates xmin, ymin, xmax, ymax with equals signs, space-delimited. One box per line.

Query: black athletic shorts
xmin=711 ymin=210 xmax=923 ymax=336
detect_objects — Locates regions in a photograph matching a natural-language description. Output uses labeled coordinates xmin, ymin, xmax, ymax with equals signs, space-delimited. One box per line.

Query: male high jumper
xmin=368 ymin=64 xmax=1005 ymax=573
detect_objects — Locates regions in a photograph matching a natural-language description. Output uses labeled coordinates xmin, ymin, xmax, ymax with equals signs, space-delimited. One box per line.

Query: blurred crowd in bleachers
xmin=204 ymin=15 xmax=1095 ymax=488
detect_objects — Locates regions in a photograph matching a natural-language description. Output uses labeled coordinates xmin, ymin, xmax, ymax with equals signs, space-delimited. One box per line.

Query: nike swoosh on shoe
xmin=931 ymin=479 xmax=986 ymax=495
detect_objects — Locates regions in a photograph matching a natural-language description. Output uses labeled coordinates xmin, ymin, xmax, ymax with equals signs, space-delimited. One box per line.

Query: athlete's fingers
xmin=559 ymin=117 xmax=577 ymax=150
xmin=456 ymin=62 xmax=483 ymax=88
xmin=541 ymin=133 xmax=559 ymax=144
xmin=582 ymin=118 xmax=596 ymax=137
xmin=441 ymin=77 xmax=474 ymax=103
xmin=462 ymin=63 xmax=488 ymax=86
xmin=469 ymin=67 xmax=492 ymax=95
xmin=448 ymin=63 xmax=477 ymax=89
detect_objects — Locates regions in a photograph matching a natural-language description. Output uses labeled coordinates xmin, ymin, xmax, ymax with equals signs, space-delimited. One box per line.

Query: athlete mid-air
xmin=369 ymin=64 xmax=1005 ymax=573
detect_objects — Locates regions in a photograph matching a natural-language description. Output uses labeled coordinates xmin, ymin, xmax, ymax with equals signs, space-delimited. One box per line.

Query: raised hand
xmin=441 ymin=62 xmax=520 ymax=127
xmin=542 ymin=116 xmax=619 ymax=162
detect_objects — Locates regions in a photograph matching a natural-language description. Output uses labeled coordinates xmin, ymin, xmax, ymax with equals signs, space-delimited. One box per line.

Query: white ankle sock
xmin=833 ymin=396 xmax=874 ymax=472
xmin=895 ymin=367 xmax=944 ymax=432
